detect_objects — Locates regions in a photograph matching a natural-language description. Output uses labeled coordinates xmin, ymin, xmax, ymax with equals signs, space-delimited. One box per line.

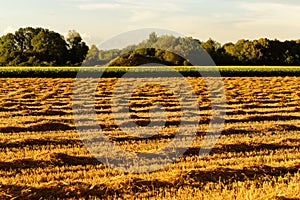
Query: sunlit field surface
xmin=0 ymin=76 xmax=300 ymax=199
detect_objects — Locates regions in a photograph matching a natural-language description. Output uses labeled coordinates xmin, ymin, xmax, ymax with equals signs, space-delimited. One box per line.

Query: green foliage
xmin=108 ymin=48 xmax=191 ymax=66
xmin=2 ymin=28 xmax=300 ymax=66
xmin=0 ymin=27 xmax=89 ymax=66
xmin=85 ymin=33 xmax=203 ymax=66
xmin=82 ymin=45 xmax=100 ymax=66
xmin=31 ymin=29 xmax=68 ymax=66
xmin=86 ymin=32 xmax=300 ymax=66
xmin=218 ymin=38 xmax=300 ymax=65
xmin=66 ymin=30 xmax=89 ymax=66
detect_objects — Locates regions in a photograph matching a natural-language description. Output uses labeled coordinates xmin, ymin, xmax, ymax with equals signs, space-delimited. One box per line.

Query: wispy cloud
xmin=78 ymin=3 xmax=122 ymax=10
xmin=3 ymin=26 xmax=17 ymax=34
xmin=77 ymin=0 xmax=186 ymax=12
xmin=4 ymin=0 xmax=298 ymax=46
xmin=237 ymin=1 xmax=300 ymax=22
xmin=76 ymin=0 xmax=187 ymax=23
xmin=252 ymin=0 xmax=300 ymax=6
xmin=239 ymin=1 xmax=300 ymax=12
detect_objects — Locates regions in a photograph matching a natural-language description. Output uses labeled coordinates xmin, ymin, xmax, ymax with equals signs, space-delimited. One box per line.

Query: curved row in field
xmin=0 ymin=77 xmax=299 ymax=199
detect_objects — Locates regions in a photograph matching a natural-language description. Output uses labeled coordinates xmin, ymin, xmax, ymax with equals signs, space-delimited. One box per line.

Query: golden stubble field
xmin=0 ymin=76 xmax=300 ymax=199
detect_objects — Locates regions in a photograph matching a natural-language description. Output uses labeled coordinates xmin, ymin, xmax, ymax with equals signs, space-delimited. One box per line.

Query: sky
xmin=1 ymin=0 xmax=300 ymax=47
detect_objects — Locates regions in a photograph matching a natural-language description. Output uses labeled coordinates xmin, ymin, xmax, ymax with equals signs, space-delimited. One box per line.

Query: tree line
xmin=0 ymin=27 xmax=89 ymax=66
xmin=1 ymin=28 xmax=300 ymax=66
xmin=84 ymin=33 xmax=300 ymax=66
xmin=210 ymin=38 xmax=300 ymax=66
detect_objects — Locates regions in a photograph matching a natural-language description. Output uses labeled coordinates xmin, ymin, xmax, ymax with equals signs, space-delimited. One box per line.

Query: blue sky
xmin=1 ymin=0 xmax=300 ymax=46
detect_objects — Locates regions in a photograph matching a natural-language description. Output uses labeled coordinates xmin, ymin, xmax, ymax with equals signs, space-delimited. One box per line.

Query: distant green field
xmin=1 ymin=66 xmax=300 ymax=77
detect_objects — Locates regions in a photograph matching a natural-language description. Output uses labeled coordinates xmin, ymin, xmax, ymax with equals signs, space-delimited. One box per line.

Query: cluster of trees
xmin=211 ymin=38 xmax=300 ymax=65
xmin=1 ymin=28 xmax=300 ymax=66
xmin=108 ymin=48 xmax=192 ymax=66
xmin=0 ymin=27 xmax=89 ymax=66
xmin=84 ymin=33 xmax=300 ymax=66
xmin=83 ymin=33 xmax=205 ymax=66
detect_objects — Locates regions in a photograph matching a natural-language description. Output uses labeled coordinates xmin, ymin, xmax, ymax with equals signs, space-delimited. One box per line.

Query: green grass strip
xmin=1 ymin=66 xmax=300 ymax=77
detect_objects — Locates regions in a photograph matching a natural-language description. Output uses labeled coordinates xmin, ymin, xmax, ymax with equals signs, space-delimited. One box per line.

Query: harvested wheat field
xmin=0 ymin=76 xmax=300 ymax=199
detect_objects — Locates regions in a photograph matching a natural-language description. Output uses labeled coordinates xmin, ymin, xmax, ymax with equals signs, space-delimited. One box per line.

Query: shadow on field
xmin=0 ymin=122 xmax=74 ymax=133
xmin=51 ymin=153 xmax=102 ymax=167
xmin=0 ymin=182 xmax=109 ymax=200
xmin=219 ymin=124 xmax=300 ymax=136
xmin=225 ymin=115 xmax=300 ymax=123
xmin=180 ymin=164 xmax=300 ymax=185
xmin=275 ymin=197 xmax=300 ymax=200
xmin=221 ymin=128 xmax=256 ymax=135
xmin=182 ymin=142 xmax=300 ymax=157
xmin=0 ymin=139 xmax=83 ymax=149
xmin=226 ymin=108 xmax=300 ymax=116
xmin=0 ymin=159 xmax=52 ymax=171
xmin=1 ymin=164 xmax=300 ymax=199
xmin=0 ymin=153 xmax=102 ymax=171
xmin=0 ymin=177 xmax=173 ymax=199
xmin=274 ymin=124 xmax=300 ymax=131
xmin=211 ymin=142 xmax=300 ymax=154
xmin=111 ymin=134 xmax=177 ymax=142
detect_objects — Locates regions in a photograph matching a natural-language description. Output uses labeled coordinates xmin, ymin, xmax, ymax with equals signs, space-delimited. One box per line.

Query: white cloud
xmin=236 ymin=1 xmax=300 ymax=30
xmin=77 ymin=1 xmax=186 ymax=12
xmin=81 ymin=32 xmax=92 ymax=40
xmin=214 ymin=1 xmax=300 ymax=42
xmin=238 ymin=1 xmax=300 ymax=17
xmin=126 ymin=1 xmax=186 ymax=12
xmin=80 ymin=32 xmax=93 ymax=46
xmin=60 ymin=0 xmax=300 ymax=45
xmin=3 ymin=26 xmax=17 ymax=35
xmin=77 ymin=1 xmax=187 ymax=24
xmin=78 ymin=3 xmax=122 ymax=10
xmin=249 ymin=0 xmax=300 ymax=6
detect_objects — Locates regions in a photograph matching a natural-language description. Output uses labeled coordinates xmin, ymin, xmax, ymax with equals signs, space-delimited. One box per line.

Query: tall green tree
xmin=82 ymin=44 xmax=100 ymax=66
xmin=0 ymin=27 xmax=89 ymax=66
xmin=201 ymin=38 xmax=222 ymax=64
xmin=0 ymin=33 xmax=18 ymax=65
xmin=31 ymin=29 xmax=68 ymax=66
xmin=66 ymin=30 xmax=89 ymax=66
